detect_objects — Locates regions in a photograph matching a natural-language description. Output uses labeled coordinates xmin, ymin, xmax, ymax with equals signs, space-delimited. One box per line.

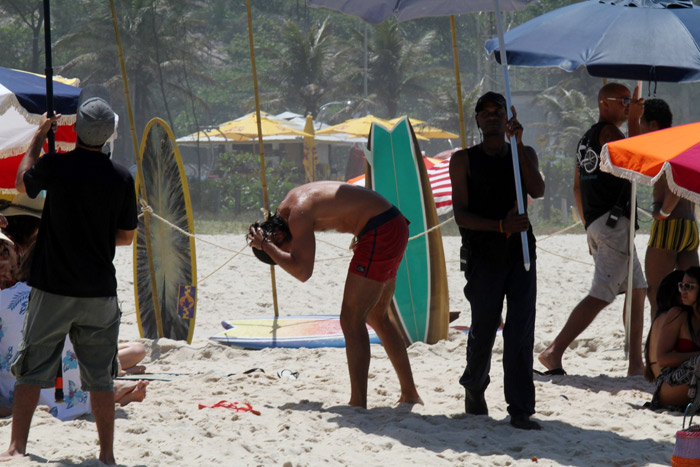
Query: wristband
xmin=659 ymin=208 xmax=671 ymax=219
xmin=498 ymin=220 xmax=504 ymax=233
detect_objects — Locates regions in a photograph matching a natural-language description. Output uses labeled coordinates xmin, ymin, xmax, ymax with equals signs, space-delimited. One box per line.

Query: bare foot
xmin=124 ymin=365 xmax=146 ymax=375
xmin=627 ymin=364 xmax=645 ymax=377
xmin=98 ymin=452 xmax=116 ymax=466
xmin=538 ymin=346 xmax=562 ymax=372
xmin=0 ymin=449 xmax=26 ymax=461
xmin=397 ymin=395 xmax=424 ymax=406
xmin=113 ymin=380 xmax=138 ymax=401
xmin=117 ymin=381 xmax=149 ymax=407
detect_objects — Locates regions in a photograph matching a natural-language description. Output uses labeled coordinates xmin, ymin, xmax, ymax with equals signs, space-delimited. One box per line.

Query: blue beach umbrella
xmin=308 ymin=0 xmax=539 ymax=271
xmin=484 ymin=0 xmax=700 ymax=358
xmin=485 ymin=0 xmax=700 ymax=84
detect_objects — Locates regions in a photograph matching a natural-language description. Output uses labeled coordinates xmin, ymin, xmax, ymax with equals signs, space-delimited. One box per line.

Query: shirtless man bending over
xmin=247 ymin=181 xmax=422 ymax=409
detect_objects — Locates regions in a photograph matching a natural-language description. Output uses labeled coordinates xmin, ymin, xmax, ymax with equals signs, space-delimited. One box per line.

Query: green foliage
xmin=198 ymin=151 xmax=301 ymax=215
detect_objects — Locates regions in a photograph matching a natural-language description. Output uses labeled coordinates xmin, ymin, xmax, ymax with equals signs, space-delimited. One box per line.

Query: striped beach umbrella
xmin=601 ymin=121 xmax=700 ymax=204
xmin=0 ymin=67 xmax=80 ymax=194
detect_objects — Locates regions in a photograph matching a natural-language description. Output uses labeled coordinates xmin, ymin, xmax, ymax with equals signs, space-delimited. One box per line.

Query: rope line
xmin=408 ymin=216 xmax=455 ymax=241
xmin=137 ymin=201 xmax=598 ymax=279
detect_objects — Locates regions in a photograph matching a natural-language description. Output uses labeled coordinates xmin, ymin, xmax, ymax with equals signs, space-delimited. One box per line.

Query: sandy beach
xmin=0 ymin=231 xmax=681 ymax=466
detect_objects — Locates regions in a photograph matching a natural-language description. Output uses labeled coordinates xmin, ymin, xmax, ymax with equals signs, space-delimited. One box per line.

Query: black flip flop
xmin=534 ymin=368 xmax=567 ymax=376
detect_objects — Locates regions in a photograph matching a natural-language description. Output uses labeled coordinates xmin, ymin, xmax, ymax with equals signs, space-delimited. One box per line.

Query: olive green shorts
xmin=11 ymin=288 xmax=120 ymax=392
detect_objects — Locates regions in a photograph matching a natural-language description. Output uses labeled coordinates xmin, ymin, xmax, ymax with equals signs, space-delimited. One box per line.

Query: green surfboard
xmin=366 ymin=117 xmax=448 ymax=344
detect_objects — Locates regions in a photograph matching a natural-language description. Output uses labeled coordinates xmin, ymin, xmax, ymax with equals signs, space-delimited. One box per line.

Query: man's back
xmin=279 ymin=181 xmax=392 ymax=236
xmin=24 ymin=148 xmax=137 ymax=297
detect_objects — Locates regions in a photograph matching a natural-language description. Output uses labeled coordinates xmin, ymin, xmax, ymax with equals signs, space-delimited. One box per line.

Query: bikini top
xmin=674 ymin=338 xmax=700 ymax=353
xmin=674 ymin=312 xmax=700 ymax=352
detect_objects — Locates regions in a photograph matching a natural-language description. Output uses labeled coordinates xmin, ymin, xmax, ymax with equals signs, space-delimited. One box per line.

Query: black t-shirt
xmin=577 ymin=122 xmax=631 ymax=228
xmin=23 ymin=147 xmax=138 ymax=297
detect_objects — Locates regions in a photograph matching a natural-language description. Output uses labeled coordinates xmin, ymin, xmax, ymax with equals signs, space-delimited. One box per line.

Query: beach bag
xmin=674 ymin=391 xmax=700 ymax=466
xmin=674 ymin=425 xmax=700 ymax=466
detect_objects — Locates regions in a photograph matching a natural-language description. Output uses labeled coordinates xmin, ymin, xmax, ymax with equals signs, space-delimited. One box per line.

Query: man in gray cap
xmin=1 ymin=86 xmax=137 ymax=465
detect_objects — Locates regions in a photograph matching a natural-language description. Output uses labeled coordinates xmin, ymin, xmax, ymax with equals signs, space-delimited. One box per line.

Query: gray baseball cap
xmin=75 ymin=85 xmax=115 ymax=147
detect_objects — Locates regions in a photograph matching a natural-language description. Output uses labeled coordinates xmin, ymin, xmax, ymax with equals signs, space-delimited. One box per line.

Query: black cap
xmin=475 ymin=91 xmax=507 ymax=113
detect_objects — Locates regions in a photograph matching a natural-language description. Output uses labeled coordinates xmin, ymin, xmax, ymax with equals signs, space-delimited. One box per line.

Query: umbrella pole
xmin=246 ymin=0 xmax=279 ymax=317
xmin=110 ymin=0 xmax=164 ymax=338
xmin=449 ymin=16 xmax=467 ymax=149
xmin=42 ymin=0 xmax=55 ymax=154
xmin=624 ymin=181 xmax=636 ymax=358
xmin=493 ymin=0 xmax=530 ymax=271
xmin=624 ymin=80 xmax=642 ymax=358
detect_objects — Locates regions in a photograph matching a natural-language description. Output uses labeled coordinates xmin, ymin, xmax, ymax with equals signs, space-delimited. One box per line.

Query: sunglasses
xmin=679 ymin=282 xmax=699 ymax=292
xmin=602 ymin=97 xmax=631 ymax=105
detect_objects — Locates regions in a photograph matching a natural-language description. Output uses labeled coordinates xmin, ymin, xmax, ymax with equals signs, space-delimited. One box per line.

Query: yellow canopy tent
xmin=316 ymin=115 xmax=393 ymax=137
xmin=217 ymin=113 xmax=312 ymax=139
xmin=317 ymin=115 xmax=428 ymax=140
xmin=387 ymin=118 xmax=459 ymax=140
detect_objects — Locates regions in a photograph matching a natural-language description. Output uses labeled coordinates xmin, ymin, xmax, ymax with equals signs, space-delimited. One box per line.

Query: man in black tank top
xmin=450 ymin=91 xmax=545 ymax=430
xmin=539 ymin=83 xmax=648 ymax=377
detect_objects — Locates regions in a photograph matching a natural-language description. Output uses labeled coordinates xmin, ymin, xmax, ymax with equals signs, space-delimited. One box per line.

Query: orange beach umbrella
xmin=601 ymin=121 xmax=700 ymax=204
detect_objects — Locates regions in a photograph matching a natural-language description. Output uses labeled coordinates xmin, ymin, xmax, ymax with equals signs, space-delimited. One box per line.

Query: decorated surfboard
xmin=211 ymin=315 xmax=381 ymax=350
xmin=134 ymin=118 xmax=197 ymax=344
xmin=366 ymin=117 xmax=449 ymax=344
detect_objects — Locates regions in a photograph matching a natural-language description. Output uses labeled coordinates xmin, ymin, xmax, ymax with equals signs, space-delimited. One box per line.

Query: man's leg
xmin=0 ymin=384 xmax=41 ymax=459
xmin=627 ymin=288 xmax=646 ymax=376
xmin=91 ymin=390 xmax=115 ymax=466
xmin=459 ymin=262 xmax=504 ymax=415
xmin=340 ymin=272 xmax=384 ymax=408
xmin=644 ymin=247 xmax=678 ymax=320
xmin=365 ymin=278 xmax=422 ymax=405
xmin=538 ymin=295 xmax=609 ymax=371
xmin=503 ymin=261 xmax=537 ymax=419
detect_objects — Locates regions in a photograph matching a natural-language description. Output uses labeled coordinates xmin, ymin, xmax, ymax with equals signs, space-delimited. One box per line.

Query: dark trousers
xmin=459 ymin=257 xmax=537 ymax=417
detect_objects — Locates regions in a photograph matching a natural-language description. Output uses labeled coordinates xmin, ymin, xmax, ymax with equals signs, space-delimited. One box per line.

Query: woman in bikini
xmin=650 ymin=266 xmax=700 ymax=408
xmin=645 ymin=269 xmax=686 ymax=383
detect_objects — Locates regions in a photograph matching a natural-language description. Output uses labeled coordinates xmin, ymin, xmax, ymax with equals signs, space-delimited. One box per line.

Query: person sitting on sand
xmin=0 ymin=194 xmax=147 ymax=418
xmin=246 ymin=181 xmax=422 ymax=409
xmin=645 ymin=270 xmax=687 ymax=384
xmin=649 ymin=267 xmax=700 ymax=408
xmin=0 ymin=228 xmax=148 ymax=417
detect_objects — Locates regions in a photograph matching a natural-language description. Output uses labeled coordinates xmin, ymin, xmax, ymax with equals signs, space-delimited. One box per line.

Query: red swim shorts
xmin=349 ymin=206 xmax=409 ymax=283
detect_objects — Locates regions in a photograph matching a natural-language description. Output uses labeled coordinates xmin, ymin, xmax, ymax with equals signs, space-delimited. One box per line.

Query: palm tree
xmin=534 ymin=86 xmax=597 ymax=220
xmin=423 ymin=79 xmax=484 ymax=147
xmin=53 ymin=0 xmax=211 ymax=151
xmin=364 ymin=20 xmax=437 ymax=118
xmin=261 ymin=17 xmax=343 ymax=117
xmin=0 ymin=1 xmax=44 ymax=73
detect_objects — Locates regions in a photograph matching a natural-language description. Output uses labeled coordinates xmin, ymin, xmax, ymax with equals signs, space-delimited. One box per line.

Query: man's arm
xmin=249 ymin=212 xmax=316 ymax=282
xmin=653 ymin=176 xmax=680 ymax=220
xmin=16 ymin=113 xmax=59 ymax=193
xmin=115 ymin=229 xmax=135 ymax=246
xmin=449 ymin=150 xmax=529 ymax=233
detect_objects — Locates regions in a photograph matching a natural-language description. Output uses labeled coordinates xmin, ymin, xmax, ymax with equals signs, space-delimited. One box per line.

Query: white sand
xmin=0 ymin=232 xmax=681 ymax=466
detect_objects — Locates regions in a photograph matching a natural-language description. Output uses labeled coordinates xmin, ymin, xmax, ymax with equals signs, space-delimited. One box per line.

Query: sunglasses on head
xmin=679 ymin=282 xmax=699 ymax=292
xmin=602 ymin=97 xmax=631 ymax=105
